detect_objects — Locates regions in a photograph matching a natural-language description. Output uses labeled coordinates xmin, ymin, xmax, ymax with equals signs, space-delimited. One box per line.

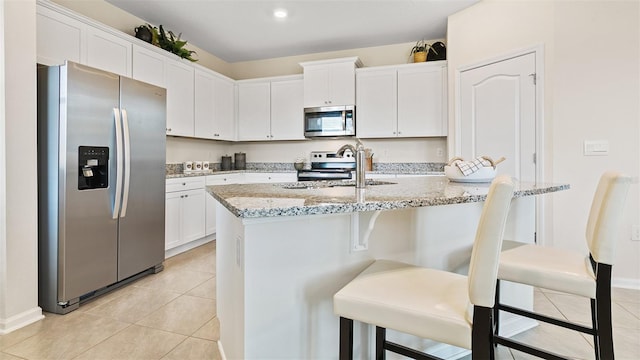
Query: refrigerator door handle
xmin=113 ymin=108 xmax=124 ymax=219
xmin=120 ymin=109 xmax=131 ymax=218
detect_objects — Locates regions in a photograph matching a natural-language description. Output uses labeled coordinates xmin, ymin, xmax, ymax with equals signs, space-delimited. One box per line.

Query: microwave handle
xmin=342 ymin=110 xmax=346 ymax=130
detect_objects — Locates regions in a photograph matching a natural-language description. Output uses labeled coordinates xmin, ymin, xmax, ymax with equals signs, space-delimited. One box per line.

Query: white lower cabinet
xmin=165 ymin=177 xmax=206 ymax=250
xmin=243 ymin=172 xmax=297 ymax=184
xmin=205 ymin=174 xmax=242 ymax=236
xmin=169 ymin=172 xmax=296 ymax=251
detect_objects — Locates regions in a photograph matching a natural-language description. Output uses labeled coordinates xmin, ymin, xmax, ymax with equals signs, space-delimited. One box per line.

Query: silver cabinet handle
xmin=112 ymin=108 xmax=123 ymax=219
xmin=120 ymin=109 xmax=131 ymax=218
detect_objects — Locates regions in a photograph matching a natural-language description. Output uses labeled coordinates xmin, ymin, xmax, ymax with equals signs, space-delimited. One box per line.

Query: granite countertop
xmin=207 ymin=176 xmax=569 ymax=219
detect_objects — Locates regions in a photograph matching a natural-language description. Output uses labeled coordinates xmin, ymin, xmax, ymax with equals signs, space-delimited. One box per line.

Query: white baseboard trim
xmin=218 ymin=340 xmax=227 ymax=360
xmin=613 ymin=277 xmax=640 ymax=290
xmin=165 ymin=235 xmax=215 ymax=259
xmin=0 ymin=306 xmax=44 ymax=335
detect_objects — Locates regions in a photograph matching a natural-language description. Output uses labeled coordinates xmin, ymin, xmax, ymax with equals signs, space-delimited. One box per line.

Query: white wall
xmin=448 ymin=0 xmax=640 ymax=285
xmin=0 ymin=0 xmax=43 ymax=334
xmin=167 ymin=137 xmax=448 ymax=166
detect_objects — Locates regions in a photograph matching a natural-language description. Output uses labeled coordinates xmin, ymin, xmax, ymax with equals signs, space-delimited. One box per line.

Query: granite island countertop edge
xmin=206 ymin=177 xmax=570 ymax=219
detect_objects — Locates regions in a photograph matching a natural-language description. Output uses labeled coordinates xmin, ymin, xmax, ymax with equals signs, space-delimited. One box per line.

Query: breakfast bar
xmin=207 ymin=176 xmax=569 ymax=359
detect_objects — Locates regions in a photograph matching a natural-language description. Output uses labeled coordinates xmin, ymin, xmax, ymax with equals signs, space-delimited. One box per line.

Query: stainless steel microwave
xmin=304 ymin=105 xmax=355 ymax=138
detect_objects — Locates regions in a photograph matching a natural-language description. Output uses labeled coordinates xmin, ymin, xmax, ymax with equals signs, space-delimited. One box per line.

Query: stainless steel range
xmin=297 ymin=150 xmax=355 ymax=181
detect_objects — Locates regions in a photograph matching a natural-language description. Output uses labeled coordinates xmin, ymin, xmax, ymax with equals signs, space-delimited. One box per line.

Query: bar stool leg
xmin=591 ymin=298 xmax=601 ymax=360
xmin=494 ymin=279 xmax=501 ymax=341
xmin=472 ymin=306 xmax=495 ymax=360
xmin=376 ymin=326 xmax=386 ymax=360
xmin=596 ymin=264 xmax=614 ymax=360
xmin=340 ymin=317 xmax=354 ymax=360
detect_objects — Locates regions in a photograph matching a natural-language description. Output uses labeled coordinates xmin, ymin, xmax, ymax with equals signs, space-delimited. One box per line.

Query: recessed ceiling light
xmin=273 ymin=9 xmax=288 ymax=19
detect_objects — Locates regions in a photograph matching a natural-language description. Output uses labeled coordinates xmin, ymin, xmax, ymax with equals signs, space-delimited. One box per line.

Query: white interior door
xmin=459 ymin=52 xmax=536 ymax=182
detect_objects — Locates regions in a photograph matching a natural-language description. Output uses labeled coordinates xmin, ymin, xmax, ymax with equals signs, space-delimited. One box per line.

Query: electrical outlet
xmin=632 ymin=225 xmax=640 ymax=241
xmin=436 ymin=148 xmax=444 ymax=157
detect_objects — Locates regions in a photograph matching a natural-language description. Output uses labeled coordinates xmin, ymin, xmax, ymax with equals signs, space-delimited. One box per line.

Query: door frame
xmin=453 ymin=45 xmax=547 ymax=244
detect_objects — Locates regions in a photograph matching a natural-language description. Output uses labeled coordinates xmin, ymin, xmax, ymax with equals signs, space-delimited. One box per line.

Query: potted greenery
xmin=409 ymin=40 xmax=431 ymax=63
xmin=135 ymin=24 xmax=197 ymax=62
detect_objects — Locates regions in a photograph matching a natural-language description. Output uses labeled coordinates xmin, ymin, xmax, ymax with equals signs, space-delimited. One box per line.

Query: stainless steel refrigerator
xmin=37 ymin=61 xmax=166 ymax=314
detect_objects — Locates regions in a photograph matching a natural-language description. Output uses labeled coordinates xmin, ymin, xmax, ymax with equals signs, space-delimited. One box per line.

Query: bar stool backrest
xmin=468 ymin=175 xmax=515 ymax=308
xmin=586 ymin=171 xmax=632 ymax=265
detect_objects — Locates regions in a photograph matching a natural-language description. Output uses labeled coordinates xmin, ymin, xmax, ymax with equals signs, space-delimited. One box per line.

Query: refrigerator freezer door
xmin=117 ymin=77 xmax=167 ymax=280
xmin=61 ymin=62 xmax=120 ymax=301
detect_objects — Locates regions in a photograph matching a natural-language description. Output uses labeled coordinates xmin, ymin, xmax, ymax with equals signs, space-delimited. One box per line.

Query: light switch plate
xmin=584 ymin=140 xmax=609 ymax=156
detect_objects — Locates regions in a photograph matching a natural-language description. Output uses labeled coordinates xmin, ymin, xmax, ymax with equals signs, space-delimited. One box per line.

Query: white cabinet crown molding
xmin=299 ymin=56 xmax=363 ymax=68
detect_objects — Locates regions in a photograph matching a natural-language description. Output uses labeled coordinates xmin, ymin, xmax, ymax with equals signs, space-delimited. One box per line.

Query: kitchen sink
xmin=281 ymin=180 xmax=396 ymax=190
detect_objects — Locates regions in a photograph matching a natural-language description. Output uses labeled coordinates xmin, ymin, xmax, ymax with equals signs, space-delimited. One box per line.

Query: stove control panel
xmin=310 ymin=150 xmax=354 ymax=162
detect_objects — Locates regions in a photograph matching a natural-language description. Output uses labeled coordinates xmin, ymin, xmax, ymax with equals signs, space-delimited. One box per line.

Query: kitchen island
xmin=207 ymin=176 xmax=569 ymax=359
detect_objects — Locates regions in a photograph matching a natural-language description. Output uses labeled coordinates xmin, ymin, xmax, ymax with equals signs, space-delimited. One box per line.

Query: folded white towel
xmin=454 ymin=157 xmax=492 ymax=176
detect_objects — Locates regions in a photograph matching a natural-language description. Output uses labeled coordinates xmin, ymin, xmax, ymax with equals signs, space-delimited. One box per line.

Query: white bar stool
xmin=494 ymin=171 xmax=631 ymax=360
xmin=334 ymin=175 xmax=515 ymax=359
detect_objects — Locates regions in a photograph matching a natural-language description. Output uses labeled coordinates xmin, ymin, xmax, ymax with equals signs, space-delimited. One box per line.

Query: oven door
xmin=304 ymin=106 xmax=355 ymax=138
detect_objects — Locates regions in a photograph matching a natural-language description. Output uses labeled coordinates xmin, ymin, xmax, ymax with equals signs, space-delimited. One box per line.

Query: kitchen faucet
xmin=336 ymin=139 xmax=366 ymax=189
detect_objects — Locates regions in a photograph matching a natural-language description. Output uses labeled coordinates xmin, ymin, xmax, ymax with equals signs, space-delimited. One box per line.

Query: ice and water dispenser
xmin=78 ymin=146 xmax=109 ymax=190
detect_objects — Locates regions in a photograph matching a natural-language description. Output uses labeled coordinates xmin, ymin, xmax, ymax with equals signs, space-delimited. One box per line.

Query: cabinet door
xmin=181 ymin=189 xmax=206 ymax=243
xmin=205 ymin=174 xmax=240 ymax=236
xmin=205 ymin=192 xmax=216 ymax=236
xmin=329 ymin=62 xmax=356 ymax=106
xmin=132 ymin=45 xmax=166 ymax=88
xmin=397 ymin=65 xmax=446 ymax=137
xmin=213 ymin=75 xmax=236 ymax=141
xmin=237 ymin=82 xmax=270 ymax=141
xmin=303 ymin=65 xmax=329 ymax=107
xmin=270 ymin=79 xmax=304 ymax=141
xmin=85 ymin=27 xmax=132 ymax=76
xmin=165 ymin=192 xmax=182 ymax=250
xmin=166 ymin=59 xmax=195 ymax=137
xmin=194 ymin=69 xmax=216 ymax=139
xmin=36 ymin=6 xmax=83 ymax=66
xmin=356 ymin=69 xmax=397 ymax=138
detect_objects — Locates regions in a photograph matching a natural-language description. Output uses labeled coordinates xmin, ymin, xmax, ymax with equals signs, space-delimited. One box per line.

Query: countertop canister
xmin=221 ymin=155 xmax=232 ymax=171
xmin=234 ymin=152 xmax=246 ymax=170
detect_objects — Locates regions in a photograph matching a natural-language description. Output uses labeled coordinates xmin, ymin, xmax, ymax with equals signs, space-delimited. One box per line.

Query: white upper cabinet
xmin=397 ymin=63 xmax=447 ymax=137
xmin=356 ymin=61 xmax=447 ymax=138
xmin=355 ymin=68 xmax=398 ymax=138
xmin=212 ymin=75 xmax=236 ymax=140
xmin=36 ymin=3 xmax=131 ymax=76
xmin=194 ymin=70 xmax=236 ymax=141
xmin=237 ymin=81 xmax=271 ymax=141
xmin=165 ymin=59 xmax=195 ymax=137
xmin=300 ymin=57 xmax=362 ymax=108
xmin=238 ymin=76 xmax=304 ymax=141
xmin=36 ymin=5 xmax=83 ymax=66
xmin=85 ymin=27 xmax=132 ymax=77
xmin=270 ymin=79 xmax=304 ymax=141
xmin=132 ymin=45 xmax=166 ymax=88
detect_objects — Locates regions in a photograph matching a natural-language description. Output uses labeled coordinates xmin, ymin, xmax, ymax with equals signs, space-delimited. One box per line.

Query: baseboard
xmin=0 ymin=306 xmax=44 ymax=335
xmin=613 ymin=277 xmax=640 ymax=290
xmin=218 ymin=340 xmax=227 ymax=360
xmin=165 ymin=235 xmax=215 ymax=259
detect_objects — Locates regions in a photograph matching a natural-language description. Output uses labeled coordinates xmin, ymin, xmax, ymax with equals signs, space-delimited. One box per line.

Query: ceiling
xmin=105 ymin=0 xmax=479 ymax=63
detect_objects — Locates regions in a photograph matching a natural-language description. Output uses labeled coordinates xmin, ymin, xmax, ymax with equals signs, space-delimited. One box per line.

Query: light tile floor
xmin=1 ymin=241 xmax=638 ymax=359
xmin=0 ymin=241 xmax=219 ymax=360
